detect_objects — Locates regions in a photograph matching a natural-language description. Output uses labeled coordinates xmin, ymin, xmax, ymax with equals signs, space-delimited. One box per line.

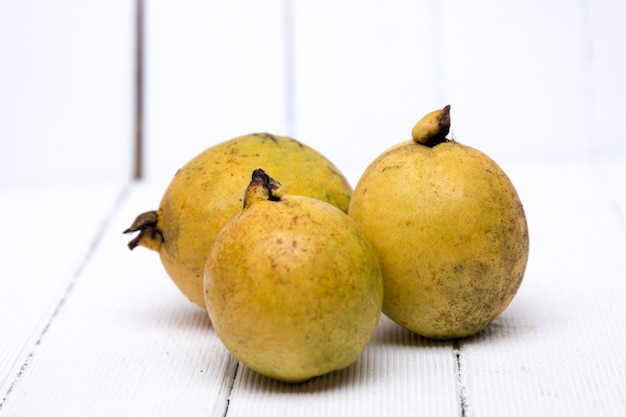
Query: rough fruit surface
xmin=348 ymin=106 xmax=529 ymax=339
xmin=124 ymin=133 xmax=352 ymax=308
xmin=205 ymin=170 xmax=383 ymax=383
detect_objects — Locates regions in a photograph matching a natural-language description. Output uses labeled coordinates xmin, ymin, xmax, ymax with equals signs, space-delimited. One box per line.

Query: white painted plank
xmin=456 ymin=159 xmax=626 ymax=417
xmin=291 ymin=0 xmax=444 ymax=184
xmin=594 ymin=158 xmax=626 ymax=219
xmin=438 ymin=0 xmax=596 ymax=162
xmin=0 ymin=184 xmax=124 ymax=402
xmin=0 ymin=1 xmax=135 ymax=185
xmin=0 ymin=181 xmax=460 ymax=416
xmin=588 ymin=0 xmax=626 ymax=157
xmin=144 ymin=0 xmax=289 ymax=182
xmin=2 ymin=166 xmax=625 ymax=416
xmin=225 ymin=315 xmax=460 ymax=417
xmin=0 ymin=183 xmax=236 ymax=416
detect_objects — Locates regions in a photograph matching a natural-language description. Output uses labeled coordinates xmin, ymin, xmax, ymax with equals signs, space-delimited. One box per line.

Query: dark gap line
xmin=134 ymin=0 xmax=144 ymax=180
xmin=283 ymin=0 xmax=295 ymax=137
xmin=453 ymin=339 xmax=468 ymax=417
xmin=222 ymin=361 xmax=240 ymax=417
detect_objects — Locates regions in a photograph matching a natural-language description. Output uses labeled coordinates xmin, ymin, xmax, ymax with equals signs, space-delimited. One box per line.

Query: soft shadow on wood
xmin=132 ymin=292 xmax=213 ymax=332
xmin=370 ymin=315 xmax=453 ymax=350
xmin=453 ymin=290 xmax=541 ymax=346
xmin=228 ymin=323 xmax=390 ymax=395
xmin=233 ymin=363 xmax=357 ymax=395
xmin=457 ymin=313 xmax=538 ymax=346
xmin=230 ymin=315 xmax=454 ymax=396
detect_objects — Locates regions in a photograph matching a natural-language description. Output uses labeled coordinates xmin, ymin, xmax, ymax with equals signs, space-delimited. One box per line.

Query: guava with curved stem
xmin=205 ymin=169 xmax=383 ymax=382
xmin=348 ymin=106 xmax=529 ymax=339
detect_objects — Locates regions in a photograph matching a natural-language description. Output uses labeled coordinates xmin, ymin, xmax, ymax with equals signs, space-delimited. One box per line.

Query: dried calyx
xmin=243 ymin=169 xmax=285 ymax=208
xmin=123 ymin=210 xmax=163 ymax=251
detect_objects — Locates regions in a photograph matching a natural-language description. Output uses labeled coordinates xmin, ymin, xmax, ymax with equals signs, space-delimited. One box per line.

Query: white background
xmin=2 ymin=0 xmax=624 ymax=186
xmin=1 ymin=1 xmax=625 ymax=416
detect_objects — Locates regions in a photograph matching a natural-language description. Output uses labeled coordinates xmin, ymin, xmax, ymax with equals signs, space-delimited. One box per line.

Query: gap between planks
xmin=134 ymin=0 xmax=144 ymax=180
xmin=221 ymin=362 xmax=240 ymax=417
xmin=454 ymin=339 xmax=468 ymax=417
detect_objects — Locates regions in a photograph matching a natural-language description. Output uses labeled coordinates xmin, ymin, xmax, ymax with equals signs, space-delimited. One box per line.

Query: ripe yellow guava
xmin=348 ymin=106 xmax=529 ymax=339
xmin=124 ymin=133 xmax=352 ymax=307
xmin=205 ymin=169 xmax=383 ymax=382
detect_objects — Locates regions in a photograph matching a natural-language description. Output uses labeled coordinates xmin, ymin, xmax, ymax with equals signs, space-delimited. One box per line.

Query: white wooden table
xmin=2 ymin=1 xmax=625 ymax=416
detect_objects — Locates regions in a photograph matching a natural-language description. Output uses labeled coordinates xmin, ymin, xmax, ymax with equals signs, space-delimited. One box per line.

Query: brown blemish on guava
xmin=430 ymin=259 xmax=504 ymax=336
xmin=381 ymin=165 xmax=402 ymax=172
xmin=253 ymin=132 xmax=279 ymax=144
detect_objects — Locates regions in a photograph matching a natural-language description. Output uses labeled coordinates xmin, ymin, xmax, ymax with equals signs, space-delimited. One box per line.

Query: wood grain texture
xmin=3 ymin=159 xmax=625 ymax=416
xmin=225 ymin=315 xmax=460 ymax=417
xmin=1 ymin=184 xmax=236 ymax=416
xmin=0 ymin=184 xmax=125 ymax=401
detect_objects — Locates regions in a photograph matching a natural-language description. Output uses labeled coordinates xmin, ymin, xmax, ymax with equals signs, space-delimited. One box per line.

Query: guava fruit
xmin=124 ymin=133 xmax=352 ymax=308
xmin=348 ymin=106 xmax=529 ymax=339
xmin=204 ymin=169 xmax=383 ymax=383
